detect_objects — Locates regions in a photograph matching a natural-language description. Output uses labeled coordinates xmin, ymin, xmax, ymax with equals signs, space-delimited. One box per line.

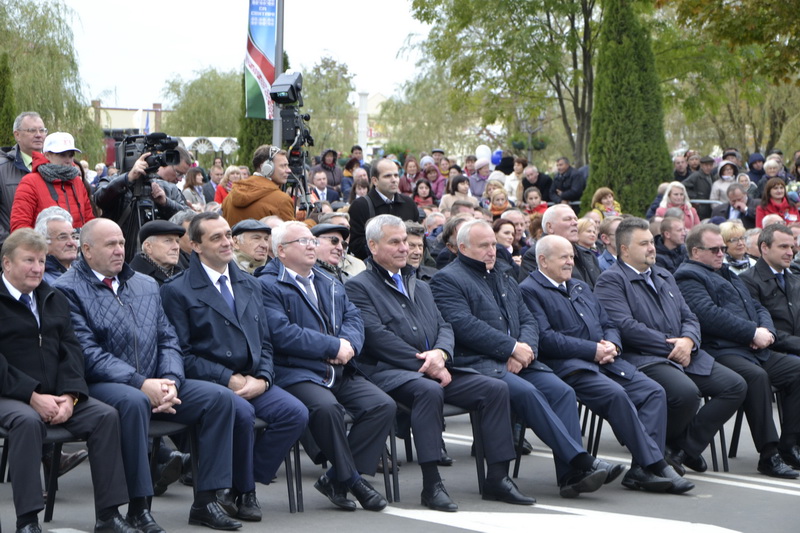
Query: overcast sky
xmin=63 ymin=0 xmax=431 ymax=110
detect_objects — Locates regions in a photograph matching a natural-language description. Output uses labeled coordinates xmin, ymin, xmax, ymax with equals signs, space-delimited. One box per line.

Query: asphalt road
xmin=1 ymin=405 xmax=795 ymax=533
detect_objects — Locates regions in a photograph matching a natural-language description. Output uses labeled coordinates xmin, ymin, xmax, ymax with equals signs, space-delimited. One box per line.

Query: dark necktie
xmin=392 ymin=273 xmax=408 ymax=297
xmin=643 ymin=270 xmax=657 ymax=292
xmin=19 ymin=293 xmax=32 ymax=310
xmin=218 ymin=275 xmax=236 ymax=314
xmin=777 ymin=272 xmax=786 ymax=290
xmin=558 ymin=283 xmax=568 ymax=294
xmin=296 ymin=275 xmax=318 ymax=308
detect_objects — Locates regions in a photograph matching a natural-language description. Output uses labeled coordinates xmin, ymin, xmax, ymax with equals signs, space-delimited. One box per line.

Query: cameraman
xmin=95 ymin=148 xmax=192 ymax=261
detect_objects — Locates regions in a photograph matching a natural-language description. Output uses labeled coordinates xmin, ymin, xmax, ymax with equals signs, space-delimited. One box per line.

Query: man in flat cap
xmin=231 ymin=219 xmax=271 ymax=275
xmin=311 ymin=223 xmax=351 ymax=283
xmin=683 ymin=156 xmax=715 ymax=219
xmin=129 ymin=220 xmax=185 ymax=285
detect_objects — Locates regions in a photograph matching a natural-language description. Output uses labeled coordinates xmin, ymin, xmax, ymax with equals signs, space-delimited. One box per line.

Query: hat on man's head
xmin=699 ymin=156 xmax=715 ymax=165
xmin=310 ymin=223 xmax=349 ymax=241
xmin=139 ymin=220 xmax=185 ymax=242
xmin=431 ymin=148 xmax=445 ymax=155
xmin=43 ymin=132 xmax=82 ymax=154
xmin=231 ymin=219 xmax=271 ymax=237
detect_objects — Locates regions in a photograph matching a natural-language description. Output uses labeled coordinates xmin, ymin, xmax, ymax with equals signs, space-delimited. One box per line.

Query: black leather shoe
xmin=683 ymin=453 xmax=707 ymax=473
xmin=125 ymin=509 xmax=165 ymax=533
xmin=559 ymin=468 xmax=606 ymax=498
xmin=180 ymin=453 xmax=193 ymax=486
xmin=350 ymin=477 xmax=387 ymax=511
xmin=94 ymin=513 xmax=143 ymax=533
xmin=216 ymin=489 xmax=238 ymax=517
xmin=153 ymin=451 xmax=183 ymax=496
xmin=16 ymin=523 xmax=42 ymax=533
xmin=779 ymin=445 xmax=800 ymax=469
xmin=591 ymin=459 xmax=626 ymax=484
xmin=758 ymin=453 xmax=800 ymax=479
xmin=236 ymin=491 xmax=262 ymax=522
xmin=188 ymin=501 xmax=242 ymax=530
xmin=438 ymin=441 xmax=454 ymax=466
xmin=421 ymin=481 xmax=458 ymax=512
xmin=513 ymin=422 xmax=533 ymax=455
xmin=42 ymin=449 xmax=89 ymax=479
xmin=657 ymin=465 xmax=694 ymax=494
xmin=377 ymin=447 xmax=400 ymax=473
xmin=663 ymin=446 xmax=686 ymax=477
xmin=314 ymin=474 xmax=356 ymax=511
xmin=482 ymin=476 xmax=536 ymax=505
xmin=621 ymin=465 xmax=673 ymax=493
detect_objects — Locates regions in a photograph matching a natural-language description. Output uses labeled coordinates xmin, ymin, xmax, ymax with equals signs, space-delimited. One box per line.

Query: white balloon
xmin=475 ymin=144 xmax=491 ymax=160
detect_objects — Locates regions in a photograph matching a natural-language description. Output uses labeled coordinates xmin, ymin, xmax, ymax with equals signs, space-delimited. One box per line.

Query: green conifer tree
xmin=583 ymin=0 xmax=672 ymax=216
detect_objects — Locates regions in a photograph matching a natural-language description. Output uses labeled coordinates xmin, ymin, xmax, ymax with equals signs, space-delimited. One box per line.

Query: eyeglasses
xmin=283 ymin=237 xmax=320 ymax=247
xmin=47 ymin=232 xmax=80 ymax=243
xmin=318 ymin=235 xmax=347 ymax=248
xmin=696 ymin=245 xmax=728 ymax=254
xmin=173 ymin=167 xmax=186 ymax=179
xmin=727 ymin=237 xmax=745 ymax=244
xmin=18 ymin=128 xmax=48 ymax=135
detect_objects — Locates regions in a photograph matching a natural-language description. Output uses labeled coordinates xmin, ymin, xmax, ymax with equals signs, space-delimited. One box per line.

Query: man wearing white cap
xmin=10 ymin=132 xmax=94 ymax=233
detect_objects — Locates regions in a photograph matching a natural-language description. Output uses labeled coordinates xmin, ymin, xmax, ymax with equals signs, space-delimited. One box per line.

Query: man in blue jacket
xmin=675 ymin=223 xmax=800 ymax=478
xmin=431 ymin=219 xmax=622 ymax=499
xmin=520 ymin=235 xmax=691 ymax=494
xmin=55 ymin=218 xmax=241 ymax=531
xmin=160 ymin=212 xmax=308 ymax=521
xmin=595 ymin=218 xmax=746 ymax=480
xmin=257 ymin=221 xmax=395 ymax=512
xmin=346 ymin=215 xmax=534 ymax=511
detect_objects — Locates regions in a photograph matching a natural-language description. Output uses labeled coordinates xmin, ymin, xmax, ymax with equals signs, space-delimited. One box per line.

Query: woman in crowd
xmin=522 ymin=186 xmax=547 ymax=216
xmin=756 ymin=177 xmax=799 ymax=227
xmin=738 ymin=173 xmax=758 ymax=199
xmin=214 ymin=165 xmax=242 ymax=204
xmin=505 ymin=157 xmax=527 ymax=203
xmin=182 ymin=167 xmax=206 ymax=212
xmin=590 ymin=187 xmax=622 ymax=220
xmin=710 ymin=161 xmax=738 ymax=203
xmin=720 ymin=220 xmax=756 ymax=275
xmin=489 ymin=188 xmax=511 ymax=219
xmin=341 ymin=157 xmax=360 ymax=199
xmin=479 ymin=178 xmax=506 ymax=209
xmin=493 ymin=218 xmax=521 ymax=276
xmin=413 ymin=178 xmax=435 ymax=207
xmin=348 ymin=175 xmax=370 ymax=204
xmin=655 ymin=181 xmax=700 ymax=229
xmin=399 ymin=157 xmax=419 ymax=195
xmin=438 ymin=156 xmax=451 ymax=178
xmin=577 ymin=217 xmax=598 ymax=255
xmin=11 ymin=132 xmax=94 ymax=231
xmin=439 ymin=175 xmax=478 ymax=212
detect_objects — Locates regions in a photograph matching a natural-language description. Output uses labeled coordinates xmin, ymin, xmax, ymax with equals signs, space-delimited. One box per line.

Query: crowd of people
xmin=1 ymin=110 xmax=800 ymax=533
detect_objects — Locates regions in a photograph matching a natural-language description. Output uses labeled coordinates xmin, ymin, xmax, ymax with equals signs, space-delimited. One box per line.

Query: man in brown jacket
xmin=222 ymin=145 xmax=295 ymax=224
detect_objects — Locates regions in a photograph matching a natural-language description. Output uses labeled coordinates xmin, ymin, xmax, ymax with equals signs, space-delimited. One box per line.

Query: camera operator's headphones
xmin=260 ymin=146 xmax=281 ymax=179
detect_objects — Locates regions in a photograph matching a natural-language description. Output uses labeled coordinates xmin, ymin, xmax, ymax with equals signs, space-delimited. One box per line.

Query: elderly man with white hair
xmin=34 ymin=206 xmax=78 ymax=285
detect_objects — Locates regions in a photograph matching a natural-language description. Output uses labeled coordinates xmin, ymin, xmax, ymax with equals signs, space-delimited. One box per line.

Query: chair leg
xmin=390 ymin=426 xmax=400 ymax=503
xmin=43 ymin=442 xmax=63 ymax=522
xmin=284 ymin=450 xmax=296 ymax=513
xmin=293 ymin=442 xmax=303 ymax=512
xmin=728 ymin=407 xmax=744 ymax=459
xmin=719 ymin=422 xmax=729 ymax=472
xmin=188 ymin=429 xmax=199 ymax=499
xmin=709 ymin=427 xmax=720 ymax=472
xmin=590 ymin=417 xmax=603 ymax=457
xmin=404 ymin=431 xmax=414 ymax=464
xmin=469 ymin=412 xmax=485 ymax=494
xmin=512 ymin=418 xmax=525 ymax=479
xmin=580 ymin=402 xmax=590 ymax=437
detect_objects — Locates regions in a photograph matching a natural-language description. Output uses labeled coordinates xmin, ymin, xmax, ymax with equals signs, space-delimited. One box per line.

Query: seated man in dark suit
xmin=595 ymin=218 xmax=747 ymax=479
xmin=160 ymin=212 xmax=308 ymax=521
xmin=520 ymin=235 xmax=691 ymax=493
xmin=740 ymin=224 xmax=800 ymax=355
xmin=710 ymin=183 xmax=757 ymax=229
xmin=54 ymin=218 xmax=241 ymax=531
xmin=675 ymin=223 xmax=800 ymax=478
xmin=431 ymin=220 xmax=622 ymax=499
xmin=257 ymin=221 xmax=396 ymax=512
xmin=0 ymin=229 xmax=133 ymax=533
xmin=347 ymin=215 xmax=533 ymax=511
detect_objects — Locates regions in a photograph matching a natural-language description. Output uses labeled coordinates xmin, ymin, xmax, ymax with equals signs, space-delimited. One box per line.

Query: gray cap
xmin=139 ymin=220 xmax=185 ymax=242
xmin=231 ymin=219 xmax=271 ymax=237
xmin=310 ymin=223 xmax=349 ymax=241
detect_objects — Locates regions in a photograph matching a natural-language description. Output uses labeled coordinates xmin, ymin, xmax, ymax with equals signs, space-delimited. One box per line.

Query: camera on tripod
xmin=270 ymin=72 xmax=315 ymax=210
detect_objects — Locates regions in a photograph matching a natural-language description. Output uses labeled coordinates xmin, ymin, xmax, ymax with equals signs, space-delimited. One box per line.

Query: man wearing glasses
xmin=0 ymin=112 xmax=47 ymax=247
xmin=257 ymin=221 xmax=396 ymax=512
xmin=310 ymin=223 xmax=351 ymax=283
xmin=33 ymin=206 xmax=79 ymax=284
xmin=675 ymin=223 xmax=800 ymax=479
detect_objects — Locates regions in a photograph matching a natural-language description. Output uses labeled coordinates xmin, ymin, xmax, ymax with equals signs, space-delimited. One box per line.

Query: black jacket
xmin=674 ymin=260 xmax=775 ymax=364
xmin=348 ymin=188 xmax=420 ymax=260
xmin=0 ymin=279 xmax=87 ymax=402
xmin=519 ymin=242 xmax=600 ymax=286
xmin=710 ymin=199 xmax=758 ymax=229
xmin=740 ymin=258 xmax=800 ymax=355
xmin=654 ymin=235 xmax=686 ymax=274
xmin=550 ymin=167 xmax=585 ymax=203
